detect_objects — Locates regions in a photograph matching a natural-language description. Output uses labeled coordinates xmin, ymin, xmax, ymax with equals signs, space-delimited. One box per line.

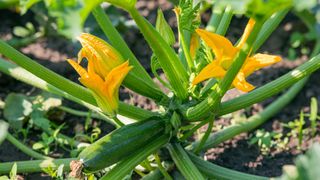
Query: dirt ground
xmin=0 ymin=0 xmax=319 ymax=179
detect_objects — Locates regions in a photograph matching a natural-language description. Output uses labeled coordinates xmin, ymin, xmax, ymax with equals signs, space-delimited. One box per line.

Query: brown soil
xmin=0 ymin=0 xmax=319 ymax=179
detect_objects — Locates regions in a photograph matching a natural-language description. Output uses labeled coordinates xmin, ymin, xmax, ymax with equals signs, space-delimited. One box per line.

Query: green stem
xmin=205 ymin=6 xmax=224 ymax=33
xmin=191 ymin=77 xmax=308 ymax=151
xmin=154 ymin=153 xmax=172 ymax=180
xmin=101 ymin=134 xmax=170 ymax=180
xmin=167 ymin=143 xmax=205 ymax=180
xmin=57 ymin=106 xmax=110 ymax=122
xmin=188 ymin=152 xmax=268 ymax=180
xmin=218 ymin=53 xmax=320 ymax=116
xmin=180 ymin=115 xmax=213 ymax=142
xmin=0 ymin=158 xmax=75 ymax=174
xmin=184 ymin=20 xmax=264 ymax=120
xmin=128 ymin=8 xmax=189 ymax=100
xmin=215 ymin=6 xmax=233 ymax=35
xmin=192 ymin=24 xmax=320 ymax=151
xmin=112 ymin=116 xmax=125 ymax=127
xmin=0 ymin=58 xmax=158 ymax=122
xmin=0 ymin=39 xmax=94 ymax=106
xmin=194 ymin=118 xmax=213 ymax=153
xmin=253 ymin=9 xmax=289 ymax=53
xmin=92 ymin=6 xmax=168 ymax=104
xmin=6 ymin=133 xmax=50 ymax=160
xmin=178 ymin=23 xmax=194 ymax=71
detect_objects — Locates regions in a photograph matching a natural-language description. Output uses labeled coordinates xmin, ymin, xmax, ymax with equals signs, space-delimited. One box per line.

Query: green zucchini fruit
xmin=79 ymin=117 xmax=166 ymax=172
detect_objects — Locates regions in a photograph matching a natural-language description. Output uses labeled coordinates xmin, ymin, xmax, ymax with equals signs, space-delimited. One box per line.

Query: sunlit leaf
xmin=20 ymin=0 xmax=102 ymax=39
xmin=156 ymin=9 xmax=175 ymax=46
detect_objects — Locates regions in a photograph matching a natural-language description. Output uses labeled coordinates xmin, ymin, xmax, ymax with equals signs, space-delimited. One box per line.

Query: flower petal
xmin=233 ymin=71 xmax=255 ymax=92
xmin=78 ymin=33 xmax=125 ymax=77
xmin=67 ymin=59 xmax=88 ymax=78
xmin=243 ymin=53 xmax=281 ymax=76
xmin=105 ymin=61 xmax=133 ymax=99
xmin=192 ymin=62 xmax=226 ymax=85
xmin=237 ymin=18 xmax=256 ymax=49
xmin=196 ymin=29 xmax=237 ymax=60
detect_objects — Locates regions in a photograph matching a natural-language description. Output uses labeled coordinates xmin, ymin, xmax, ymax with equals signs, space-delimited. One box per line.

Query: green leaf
xmin=156 ymin=9 xmax=176 ymax=46
xmin=56 ymin=164 xmax=64 ymax=178
xmin=32 ymin=142 xmax=45 ymax=150
xmin=21 ymin=0 xmax=102 ymax=39
xmin=214 ymin=0 xmax=292 ymax=19
xmin=19 ymin=0 xmax=41 ymax=14
xmin=104 ymin=0 xmax=137 ymax=10
xmin=4 ymin=93 xmax=33 ymax=129
xmin=9 ymin=163 xmax=17 ymax=180
xmin=279 ymin=143 xmax=320 ymax=180
xmin=150 ymin=55 xmax=172 ymax=89
xmin=178 ymin=0 xmax=200 ymax=32
xmin=0 ymin=120 xmax=8 ymax=145
xmin=13 ymin=26 xmax=31 ymax=38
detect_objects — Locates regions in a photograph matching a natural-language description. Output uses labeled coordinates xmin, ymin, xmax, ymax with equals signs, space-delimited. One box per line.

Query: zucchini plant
xmin=0 ymin=0 xmax=320 ymax=179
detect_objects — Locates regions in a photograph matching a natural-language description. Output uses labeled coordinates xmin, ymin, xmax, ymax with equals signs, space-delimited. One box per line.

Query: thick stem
xmin=0 ymin=58 xmax=158 ymax=122
xmin=0 ymin=40 xmax=94 ymax=105
xmin=128 ymin=8 xmax=189 ymax=100
xmin=0 ymin=158 xmax=75 ymax=174
xmin=218 ymin=54 xmax=320 ymax=116
xmin=205 ymin=6 xmax=224 ymax=33
xmin=188 ymin=152 xmax=268 ymax=180
xmin=100 ymin=134 xmax=170 ymax=180
xmin=190 ymin=77 xmax=308 ymax=151
xmin=167 ymin=143 xmax=205 ymax=180
xmin=215 ymin=6 xmax=233 ymax=35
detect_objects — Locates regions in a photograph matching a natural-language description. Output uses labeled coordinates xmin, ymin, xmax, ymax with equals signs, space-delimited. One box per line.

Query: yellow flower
xmin=192 ymin=19 xmax=281 ymax=92
xmin=68 ymin=33 xmax=132 ymax=116
xmin=77 ymin=33 xmax=126 ymax=77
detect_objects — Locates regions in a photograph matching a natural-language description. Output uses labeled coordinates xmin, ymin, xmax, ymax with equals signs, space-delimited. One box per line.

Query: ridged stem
xmin=190 ymin=77 xmax=308 ymax=151
xmin=0 ymin=158 xmax=75 ymax=174
xmin=167 ymin=143 xmax=205 ymax=180
xmin=0 ymin=39 xmax=94 ymax=105
xmin=128 ymin=8 xmax=189 ymax=100
xmin=215 ymin=6 xmax=233 ymax=35
xmin=100 ymin=134 xmax=170 ymax=180
xmin=205 ymin=6 xmax=224 ymax=33
xmin=0 ymin=58 xmax=158 ymax=122
xmin=188 ymin=152 xmax=268 ymax=180
xmin=218 ymin=54 xmax=320 ymax=116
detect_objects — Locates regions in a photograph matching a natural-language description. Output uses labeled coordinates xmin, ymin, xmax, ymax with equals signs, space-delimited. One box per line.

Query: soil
xmin=0 ymin=0 xmax=319 ymax=179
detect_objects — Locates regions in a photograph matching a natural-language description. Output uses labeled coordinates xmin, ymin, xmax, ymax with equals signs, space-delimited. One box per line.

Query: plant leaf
xmin=156 ymin=8 xmax=176 ymax=46
xmin=178 ymin=0 xmax=200 ymax=32
xmin=4 ymin=93 xmax=33 ymax=129
xmin=0 ymin=120 xmax=8 ymax=145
